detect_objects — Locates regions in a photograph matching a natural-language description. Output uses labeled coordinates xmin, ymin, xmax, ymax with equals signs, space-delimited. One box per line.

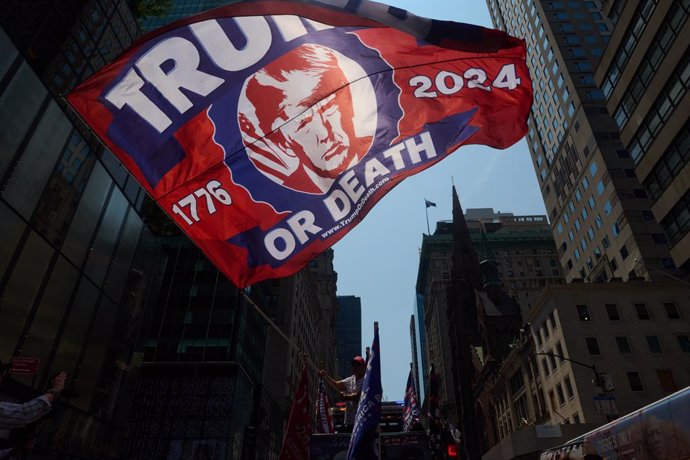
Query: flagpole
xmin=242 ymin=290 xmax=318 ymax=371
xmin=425 ymin=199 xmax=430 ymax=235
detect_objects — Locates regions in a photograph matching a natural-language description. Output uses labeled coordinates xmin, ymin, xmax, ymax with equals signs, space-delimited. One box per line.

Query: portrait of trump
xmin=237 ymin=43 xmax=376 ymax=194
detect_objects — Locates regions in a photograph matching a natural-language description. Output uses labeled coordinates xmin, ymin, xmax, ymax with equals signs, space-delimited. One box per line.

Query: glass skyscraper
xmin=0 ymin=1 xmax=168 ymax=457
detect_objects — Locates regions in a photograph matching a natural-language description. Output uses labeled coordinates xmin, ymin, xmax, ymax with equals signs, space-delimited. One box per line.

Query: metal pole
xmin=425 ymin=200 xmax=431 ymax=235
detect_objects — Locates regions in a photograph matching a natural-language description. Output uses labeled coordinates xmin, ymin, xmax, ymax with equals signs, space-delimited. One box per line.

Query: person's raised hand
xmin=50 ymin=371 xmax=67 ymax=392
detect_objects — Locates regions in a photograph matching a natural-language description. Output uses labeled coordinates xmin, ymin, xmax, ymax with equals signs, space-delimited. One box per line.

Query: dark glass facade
xmin=122 ymin=235 xmax=271 ymax=459
xmin=335 ymin=295 xmax=362 ymax=379
xmin=139 ymin=0 xmax=241 ymax=32
xmin=0 ymin=1 xmax=168 ymax=457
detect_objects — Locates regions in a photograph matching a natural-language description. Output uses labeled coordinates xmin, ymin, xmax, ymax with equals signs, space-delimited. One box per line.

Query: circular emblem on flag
xmin=237 ymin=43 xmax=376 ymax=195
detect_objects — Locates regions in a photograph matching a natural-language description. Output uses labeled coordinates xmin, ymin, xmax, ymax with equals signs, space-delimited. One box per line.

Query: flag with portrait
xmin=66 ymin=0 xmax=532 ymax=288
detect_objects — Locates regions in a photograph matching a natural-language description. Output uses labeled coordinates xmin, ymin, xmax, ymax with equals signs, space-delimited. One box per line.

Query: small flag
xmin=347 ymin=323 xmax=382 ymax=460
xmin=279 ymin=365 xmax=311 ymax=460
xmin=425 ymin=199 xmax=437 ymax=208
xmin=315 ymin=377 xmax=335 ymax=434
xmin=402 ymin=368 xmax=421 ymax=431
xmin=427 ymin=365 xmax=446 ymax=458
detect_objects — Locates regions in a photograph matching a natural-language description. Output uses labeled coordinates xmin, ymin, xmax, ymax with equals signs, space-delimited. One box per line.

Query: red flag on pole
xmin=280 ymin=364 xmax=311 ymax=460
xmin=315 ymin=377 xmax=335 ymax=434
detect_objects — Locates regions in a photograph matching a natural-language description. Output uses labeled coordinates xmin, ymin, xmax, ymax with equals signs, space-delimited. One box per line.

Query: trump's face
xmin=277 ymin=91 xmax=355 ymax=178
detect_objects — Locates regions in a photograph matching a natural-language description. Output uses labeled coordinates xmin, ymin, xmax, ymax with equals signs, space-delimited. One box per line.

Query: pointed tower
xmin=446 ymin=185 xmax=482 ymax=459
xmin=448 ymin=185 xmax=481 ymax=333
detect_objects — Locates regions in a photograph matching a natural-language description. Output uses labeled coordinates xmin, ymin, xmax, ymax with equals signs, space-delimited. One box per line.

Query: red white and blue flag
xmin=402 ymin=367 xmax=421 ymax=432
xmin=347 ymin=323 xmax=382 ymax=460
xmin=315 ymin=377 xmax=334 ymax=433
xmin=426 ymin=365 xmax=446 ymax=458
xmin=66 ymin=0 xmax=532 ymax=288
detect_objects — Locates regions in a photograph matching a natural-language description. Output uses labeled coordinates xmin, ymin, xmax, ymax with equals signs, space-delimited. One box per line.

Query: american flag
xmin=315 ymin=377 xmax=334 ymax=433
xmin=402 ymin=368 xmax=421 ymax=431
xmin=427 ymin=365 xmax=446 ymax=458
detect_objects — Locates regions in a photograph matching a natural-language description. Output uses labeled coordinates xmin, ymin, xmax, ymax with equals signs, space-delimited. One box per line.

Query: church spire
xmin=450 ymin=185 xmax=480 ymax=288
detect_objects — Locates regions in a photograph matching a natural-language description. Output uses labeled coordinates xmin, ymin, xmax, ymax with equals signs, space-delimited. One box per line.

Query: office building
xmin=309 ymin=249 xmax=339 ymax=384
xmin=336 ymin=295 xmax=362 ymax=379
xmin=595 ymin=1 xmax=690 ymax=270
xmin=486 ymin=0 xmax=675 ymax=282
xmin=416 ymin=205 xmax=563 ymax=424
xmin=0 ymin=2 xmax=167 ymax=457
xmin=529 ymin=280 xmax=690 ymax=425
xmin=122 ymin=235 xmax=268 ymax=459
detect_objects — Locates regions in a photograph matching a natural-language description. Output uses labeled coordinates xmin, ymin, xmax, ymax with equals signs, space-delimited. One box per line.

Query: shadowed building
xmin=336 ymin=295 xmax=362 ymax=379
xmin=0 ymin=2 xmax=174 ymax=457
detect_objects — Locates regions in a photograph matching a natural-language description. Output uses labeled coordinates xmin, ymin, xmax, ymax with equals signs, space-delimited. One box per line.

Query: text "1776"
xmin=172 ymin=180 xmax=231 ymax=225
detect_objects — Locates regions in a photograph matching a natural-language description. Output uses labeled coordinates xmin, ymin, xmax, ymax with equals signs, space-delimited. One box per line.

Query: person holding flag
xmin=346 ymin=323 xmax=382 ymax=460
xmin=318 ymin=356 xmax=366 ymax=432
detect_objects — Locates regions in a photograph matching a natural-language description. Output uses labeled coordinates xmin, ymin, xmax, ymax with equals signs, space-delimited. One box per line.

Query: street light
xmin=535 ymin=352 xmax=612 ymax=393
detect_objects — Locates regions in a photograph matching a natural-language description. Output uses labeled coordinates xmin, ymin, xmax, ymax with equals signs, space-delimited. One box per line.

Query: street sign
xmin=9 ymin=357 xmax=40 ymax=375
xmin=536 ymin=424 xmax=562 ymax=438
xmin=593 ymin=394 xmax=617 ymax=415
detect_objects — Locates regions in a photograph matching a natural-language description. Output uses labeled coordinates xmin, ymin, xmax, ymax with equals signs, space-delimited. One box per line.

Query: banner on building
xmin=67 ymin=0 xmax=532 ymax=288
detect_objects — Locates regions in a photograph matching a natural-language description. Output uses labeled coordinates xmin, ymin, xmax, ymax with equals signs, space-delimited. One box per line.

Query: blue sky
xmin=332 ymin=0 xmax=547 ymax=401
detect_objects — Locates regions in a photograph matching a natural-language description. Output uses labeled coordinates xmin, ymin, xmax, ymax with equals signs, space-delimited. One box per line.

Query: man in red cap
xmin=318 ymin=356 xmax=366 ymax=432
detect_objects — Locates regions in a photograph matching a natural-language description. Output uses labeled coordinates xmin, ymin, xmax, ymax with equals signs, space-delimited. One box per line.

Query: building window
xmin=646 ymin=336 xmax=663 ymax=353
xmin=548 ymin=350 xmax=558 ymax=370
xmin=556 ymin=383 xmax=566 ymax=406
xmin=664 ymin=302 xmax=680 ymax=319
xmin=556 ymin=342 xmax=565 ymax=361
xmin=616 ymin=336 xmax=632 ymax=354
xmin=606 ymin=304 xmax=620 ymax=321
xmin=564 ymin=376 xmax=574 ymax=399
xmin=657 ymin=370 xmax=677 ymax=393
xmin=678 ymin=335 xmax=690 ymax=352
xmin=635 ymin=303 xmax=651 ymax=320
xmin=627 ymin=372 xmax=644 ymax=391
xmin=542 ymin=358 xmax=550 ymax=377
xmin=577 ymin=304 xmax=591 ymax=321
xmin=585 ymin=337 xmax=601 ymax=355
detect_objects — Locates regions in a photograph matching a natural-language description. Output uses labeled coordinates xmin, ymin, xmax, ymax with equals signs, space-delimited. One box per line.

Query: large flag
xmin=66 ymin=0 xmax=532 ymax=288
xmin=427 ymin=365 xmax=446 ymax=459
xmin=314 ymin=377 xmax=334 ymax=433
xmin=347 ymin=322 xmax=382 ymax=460
xmin=402 ymin=367 xmax=421 ymax=432
xmin=279 ymin=364 xmax=311 ymax=460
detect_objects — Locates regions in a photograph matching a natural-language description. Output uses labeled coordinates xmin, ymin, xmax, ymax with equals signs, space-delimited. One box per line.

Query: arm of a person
xmin=318 ymin=370 xmax=347 ymax=392
xmin=0 ymin=395 xmax=52 ymax=430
